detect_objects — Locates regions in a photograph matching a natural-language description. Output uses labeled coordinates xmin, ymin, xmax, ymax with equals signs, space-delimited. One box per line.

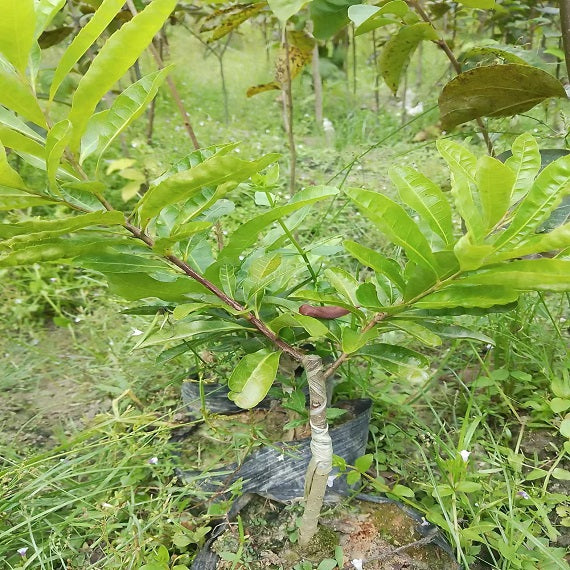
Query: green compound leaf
xmin=439 ymin=64 xmax=567 ymax=130
xmin=228 ymin=349 xmax=281 ymax=409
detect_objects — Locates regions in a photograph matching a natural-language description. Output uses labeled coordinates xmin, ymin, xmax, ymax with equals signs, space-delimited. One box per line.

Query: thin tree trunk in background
xmin=401 ymin=71 xmax=408 ymax=126
xmin=282 ymin=30 xmax=297 ymax=195
xmin=311 ymin=36 xmax=323 ymax=129
xmin=147 ymin=98 xmax=156 ymax=144
xmin=415 ymin=41 xmax=423 ymax=91
xmin=219 ymin=33 xmax=232 ymax=125
xmin=125 ymin=0 xmax=200 ymax=150
xmin=560 ymin=0 xmax=570 ymax=80
xmin=351 ymin=25 xmax=357 ymax=95
xmin=372 ymin=30 xmax=380 ymax=112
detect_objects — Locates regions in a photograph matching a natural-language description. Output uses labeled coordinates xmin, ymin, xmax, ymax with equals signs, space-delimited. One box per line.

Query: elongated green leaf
xmin=490 ymin=224 xmax=570 ymax=262
xmin=439 ymin=64 xmax=567 ymax=130
xmin=0 ymin=210 xmax=124 ymax=243
xmin=153 ymin=221 xmax=212 ymax=254
xmin=228 ymin=349 xmax=281 ymax=409
xmin=82 ymin=67 xmax=172 ymax=164
xmin=140 ymin=320 xmax=253 ymax=348
xmin=34 ymin=0 xmax=67 ymax=38
xmin=50 ymin=0 xmax=126 ymax=100
xmin=420 ymin=322 xmax=494 ymax=345
xmin=75 ymin=252 xmax=170 ymax=274
xmin=504 ymin=133 xmax=541 ymax=204
xmin=0 ymin=124 xmax=45 ymax=161
xmin=346 ymin=187 xmax=439 ymax=277
xmin=390 ymin=320 xmax=442 ymax=347
xmin=269 ymin=313 xmax=330 ymax=338
xmin=380 ymin=23 xmax=438 ymax=94
xmin=436 ymin=139 xmax=484 ymax=239
xmin=0 ymin=186 xmax=55 ymax=210
xmin=0 ymin=106 xmax=44 ymax=142
xmin=0 ymin=141 xmax=26 ymax=189
xmin=0 ymin=239 xmax=107 ymax=267
xmin=344 ymin=240 xmax=404 ymax=291
xmin=219 ymin=185 xmax=338 ymax=261
xmin=139 ymin=152 xmax=279 ymax=223
xmin=415 ymin=284 xmax=519 ymax=309
xmin=494 ymin=154 xmax=570 ymax=249
xmin=0 ymin=0 xmax=36 ymax=73
xmin=459 ymin=259 xmax=570 ymax=292
xmin=389 ymin=166 xmax=454 ymax=246
xmin=67 ymin=0 xmax=177 ymax=148
xmin=46 ymin=120 xmax=72 ymax=191
xmin=0 ymin=64 xmax=46 ymax=127
xmin=106 ymin=272 xmax=206 ymax=301
xmin=476 ymin=155 xmax=514 ymax=230
xmin=325 ymin=267 xmax=359 ymax=305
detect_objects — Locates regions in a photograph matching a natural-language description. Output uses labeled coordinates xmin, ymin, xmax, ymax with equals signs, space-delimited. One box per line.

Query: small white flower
xmin=101 ymin=502 xmax=113 ymax=509
xmin=74 ymin=317 xmax=81 ymax=323
xmin=131 ymin=328 xmax=144 ymax=336
xmin=50 ymin=277 xmax=57 ymax=282
xmin=351 ymin=559 xmax=363 ymax=570
xmin=17 ymin=547 xmax=28 ymax=557
xmin=148 ymin=457 xmax=158 ymax=465
xmin=15 ymin=298 xmax=22 ymax=304
xmin=327 ymin=474 xmax=337 ymax=488
xmin=277 ymin=454 xmax=285 ymax=462
xmin=234 ymin=148 xmax=240 ymax=153
xmin=459 ymin=450 xmax=471 ymax=462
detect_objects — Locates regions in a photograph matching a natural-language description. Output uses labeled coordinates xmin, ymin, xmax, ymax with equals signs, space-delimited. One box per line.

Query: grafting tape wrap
xmin=303 ymin=355 xmax=332 ymax=475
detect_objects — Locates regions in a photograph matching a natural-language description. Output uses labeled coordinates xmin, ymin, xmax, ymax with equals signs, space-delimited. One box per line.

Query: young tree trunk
xmin=372 ymin=30 xmax=380 ymax=113
xmin=298 ymin=355 xmax=332 ymax=547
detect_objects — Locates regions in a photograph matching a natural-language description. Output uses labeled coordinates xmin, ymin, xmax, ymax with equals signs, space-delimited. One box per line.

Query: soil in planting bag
xmin=179 ymin=383 xmax=458 ymax=569
xmin=180 ymin=381 xmax=371 ymax=502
